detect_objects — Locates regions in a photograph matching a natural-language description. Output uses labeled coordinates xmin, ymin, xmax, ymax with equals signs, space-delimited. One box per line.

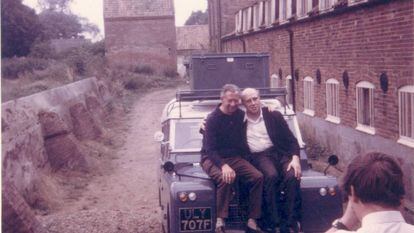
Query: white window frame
xmin=270 ymin=0 xmax=277 ymax=24
xmin=247 ymin=6 xmax=253 ymax=31
xmin=235 ymin=10 xmax=243 ymax=34
xmin=286 ymin=75 xmax=293 ymax=105
xmin=319 ymin=0 xmax=337 ymax=12
xmin=356 ymin=81 xmax=375 ymax=135
xmin=398 ymin=85 xmax=414 ymax=148
xmin=271 ymin=74 xmax=280 ymax=88
xmin=279 ymin=0 xmax=292 ymax=24
xmin=348 ymin=0 xmax=368 ymax=7
xmin=265 ymin=0 xmax=273 ymax=26
xmin=303 ymin=76 xmax=315 ymax=116
xmin=325 ymin=79 xmax=340 ymax=124
xmin=253 ymin=3 xmax=260 ymax=30
xmin=297 ymin=0 xmax=312 ymax=19
xmin=258 ymin=1 xmax=265 ymax=27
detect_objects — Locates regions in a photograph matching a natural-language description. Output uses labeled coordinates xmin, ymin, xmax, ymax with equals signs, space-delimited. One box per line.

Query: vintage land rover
xmin=155 ymin=53 xmax=343 ymax=233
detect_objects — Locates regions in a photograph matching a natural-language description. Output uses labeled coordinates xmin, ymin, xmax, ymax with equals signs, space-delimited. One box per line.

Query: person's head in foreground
xmin=326 ymin=152 xmax=414 ymax=233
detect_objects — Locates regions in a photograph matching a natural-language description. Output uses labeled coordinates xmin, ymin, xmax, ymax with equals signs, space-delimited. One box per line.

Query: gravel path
xmin=39 ymin=88 xmax=177 ymax=233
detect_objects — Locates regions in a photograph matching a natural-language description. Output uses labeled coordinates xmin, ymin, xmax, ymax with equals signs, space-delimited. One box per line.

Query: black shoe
xmin=215 ymin=226 xmax=226 ymax=233
xmin=246 ymin=226 xmax=265 ymax=233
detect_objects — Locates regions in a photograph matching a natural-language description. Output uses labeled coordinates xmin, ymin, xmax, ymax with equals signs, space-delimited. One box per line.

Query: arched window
xmin=286 ymin=75 xmax=292 ymax=105
xmin=326 ymin=78 xmax=340 ymax=123
xmin=303 ymin=76 xmax=314 ymax=116
xmin=270 ymin=74 xmax=280 ymax=88
xmin=356 ymin=81 xmax=375 ymax=134
xmin=398 ymin=85 xmax=414 ymax=147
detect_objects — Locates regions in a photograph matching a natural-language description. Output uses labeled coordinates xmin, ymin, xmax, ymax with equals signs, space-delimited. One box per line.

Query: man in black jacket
xmin=241 ymin=88 xmax=302 ymax=233
xmin=201 ymin=84 xmax=264 ymax=233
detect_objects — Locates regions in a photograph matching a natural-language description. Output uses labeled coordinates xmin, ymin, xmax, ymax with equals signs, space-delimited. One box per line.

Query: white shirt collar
xmin=244 ymin=109 xmax=263 ymax=123
xmin=361 ymin=211 xmax=405 ymax=227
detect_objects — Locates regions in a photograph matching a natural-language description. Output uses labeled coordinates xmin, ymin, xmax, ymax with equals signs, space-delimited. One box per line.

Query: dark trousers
xmin=248 ymin=153 xmax=302 ymax=229
xmin=201 ymin=156 xmax=263 ymax=219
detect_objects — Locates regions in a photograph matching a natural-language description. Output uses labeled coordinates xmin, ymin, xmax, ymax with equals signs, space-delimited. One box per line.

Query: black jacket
xmin=242 ymin=107 xmax=300 ymax=164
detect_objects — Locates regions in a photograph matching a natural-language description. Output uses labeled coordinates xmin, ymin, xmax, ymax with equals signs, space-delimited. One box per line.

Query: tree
xmin=184 ymin=10 xmax=208 ymax=26
xmin=38 ymin=10 xmax=83 ymax=39
xmin=38 ymin=0 xmax=73 ymax=13
xmin=1 ymin=0 xmax=42 ymax=58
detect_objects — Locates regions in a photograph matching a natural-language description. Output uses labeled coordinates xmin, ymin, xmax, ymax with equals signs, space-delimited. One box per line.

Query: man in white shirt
xmin=241 ymin=88 xmax=302 ymax=233
xmin=325 ymin=152 xmax=414 ymax=233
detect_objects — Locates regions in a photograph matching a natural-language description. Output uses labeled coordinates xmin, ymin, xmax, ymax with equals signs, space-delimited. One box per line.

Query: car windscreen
xmin=171 ymin=119 xmax=203 ymax=151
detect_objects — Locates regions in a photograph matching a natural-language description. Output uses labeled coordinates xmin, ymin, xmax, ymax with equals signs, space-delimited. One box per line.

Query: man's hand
xmin=287 ymin=155 xmax=301 ymax=179
xmin=221 ymin=164 xmax=236 ymax=184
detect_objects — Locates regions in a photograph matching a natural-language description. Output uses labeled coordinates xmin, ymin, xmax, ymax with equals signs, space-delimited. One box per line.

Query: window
xmin=297 ymin=0 xmax=312 ymax=18
xmin=265 ymin=0 xmax=272 ymax=25
xmin=271 ymin=74 xmax=280 ymax=88
xmin=319 ymin=0 xmax=337 ymax=12
xmin=235 ymin=10 xmax=243 ymax=34
xmin=279 ymin=0 xmax=292 ymax=23
xmin=303 ymin=76 xmax=315 ymax=116
xmin=286 ymin=75 xmax=293 ymax=105
xmin=356 ymin=81 xmax=375 ymax=134
xmin=253 ymin=3 xmax=260 ymax=29
xmin=398 ymin=85 xmax=414 ymax=147
xmin=326 ymin=79 xmax=340 ymax=123
xmin=242 ymin=7 xmax=253 ymax=32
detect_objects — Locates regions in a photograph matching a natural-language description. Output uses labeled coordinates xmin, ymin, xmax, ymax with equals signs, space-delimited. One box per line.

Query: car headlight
xmin=319 ymin=187 xmax=327 ymax=196
xmin=328 ymin=187 xmax=336 ymax=196
xmin=188 ymin=192 xmax=197 ymax=201
xmin=179 ymin=192 xmax=188 ymax=202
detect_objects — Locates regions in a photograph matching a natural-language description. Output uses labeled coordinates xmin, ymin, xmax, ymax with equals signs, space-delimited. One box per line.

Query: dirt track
xmin=39 ymin=88 xmax=177 ymax=233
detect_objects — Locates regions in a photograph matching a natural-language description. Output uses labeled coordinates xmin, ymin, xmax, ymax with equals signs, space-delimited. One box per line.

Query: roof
xmin=176 ymin=25 xmax=209 ymax=51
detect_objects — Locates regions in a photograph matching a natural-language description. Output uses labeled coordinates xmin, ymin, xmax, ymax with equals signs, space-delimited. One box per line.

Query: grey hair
xmin=220 ymin=84 xmax=241 ymax=97
xmin=241 ymin=88 xmax=260 ymax=100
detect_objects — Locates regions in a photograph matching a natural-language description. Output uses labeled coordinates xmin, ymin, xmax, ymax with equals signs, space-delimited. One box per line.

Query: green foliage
xmin=184 ymin=10 xmax=208 ymax=25
xmin=163 ymin=68 xmax=178 ymax=78
xmin=2 ymin=57 xmax=49 ymax=79
xmin=133 ymin=65 xmax=154 ymax=75
xmin=29 ymin=40 xmax=57 ymax=59
xmin=38 ymin=0 xmax=73 ymax=13
xmin=1 ymin=0 xmax=42 ymax=58
xmin=39 ymin=10 xmax=83 ymax=39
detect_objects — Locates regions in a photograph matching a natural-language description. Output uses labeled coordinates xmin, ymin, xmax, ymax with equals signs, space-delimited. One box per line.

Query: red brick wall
xmin=222 ymin=0 xmax=414 ymax=141
xmin=105 ymin=17 xmax=177 ymax=73
xmin=208 ymin=0 xmax=258 ymax=52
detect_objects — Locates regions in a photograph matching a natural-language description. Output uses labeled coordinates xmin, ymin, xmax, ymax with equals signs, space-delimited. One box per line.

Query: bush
xmin=29 ymin=41 xmax=57 ymax=59
xmin=163 ymin=68 xmax=178 ymax=78
xmin=133 ymin=65 xmax=154 ymax=75
xmin=2 ymin=57 xmax=49 ymax=79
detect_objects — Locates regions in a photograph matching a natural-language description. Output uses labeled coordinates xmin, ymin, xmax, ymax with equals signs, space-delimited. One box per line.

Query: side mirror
xmin=154 ymin=131 xmax=164 ymax=142
xmin=162 ymin=161 xmax=175 ymax=172
xmin=324 ymin=155 xmax=339 ymax=175
xmin=328 ymin=155 xmax=339 ymax=166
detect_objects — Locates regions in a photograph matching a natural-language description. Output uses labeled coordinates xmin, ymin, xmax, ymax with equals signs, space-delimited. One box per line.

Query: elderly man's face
xmin=242 ymin=90 xmax=261 ymax=114
xmin=221 ymin=91 xmax=240 ymax=114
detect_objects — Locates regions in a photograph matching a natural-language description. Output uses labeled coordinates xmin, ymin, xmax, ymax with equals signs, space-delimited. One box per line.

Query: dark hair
xmin=220 ymin=84 xmax=240 ymax=97
xmin=342 ymin=152 xmax=405 ymax=208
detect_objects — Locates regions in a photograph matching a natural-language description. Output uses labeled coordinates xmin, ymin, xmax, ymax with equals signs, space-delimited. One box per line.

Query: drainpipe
xmin=287 ymin=29 xmax=296 ymax=112
xmin=218 ymin=0 xmax=222 ymax=52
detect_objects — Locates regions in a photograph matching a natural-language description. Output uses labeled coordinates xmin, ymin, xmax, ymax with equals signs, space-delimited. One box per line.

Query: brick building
xmin=212 ymin=0 xmax=414 ymax=205
xmin=104 ymin=0 xmax=177 ymax=74
xmin=176 ymin=25 xmax=210 ymax=78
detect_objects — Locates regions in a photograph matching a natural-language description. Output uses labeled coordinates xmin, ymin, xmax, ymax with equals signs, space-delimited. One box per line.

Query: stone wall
xmin=1 ymin=77 xmax=110 ymax=232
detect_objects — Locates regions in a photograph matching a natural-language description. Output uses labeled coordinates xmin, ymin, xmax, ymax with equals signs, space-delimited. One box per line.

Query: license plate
xmin=179 ymin=207 xmax=212 ymax=232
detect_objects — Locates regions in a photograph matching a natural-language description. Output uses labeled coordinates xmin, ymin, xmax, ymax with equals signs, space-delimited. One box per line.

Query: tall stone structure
xmin=104 ymin=0 xmax=177 ymax=74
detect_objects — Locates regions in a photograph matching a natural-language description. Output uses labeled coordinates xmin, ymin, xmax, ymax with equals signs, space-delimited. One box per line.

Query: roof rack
xmin=176 ymin=87 xmax=289 ymax=117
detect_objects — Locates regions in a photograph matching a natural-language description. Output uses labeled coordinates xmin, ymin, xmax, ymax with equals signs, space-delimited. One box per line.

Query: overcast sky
xmin=23 ymin=0 xmax=208 ymax=39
